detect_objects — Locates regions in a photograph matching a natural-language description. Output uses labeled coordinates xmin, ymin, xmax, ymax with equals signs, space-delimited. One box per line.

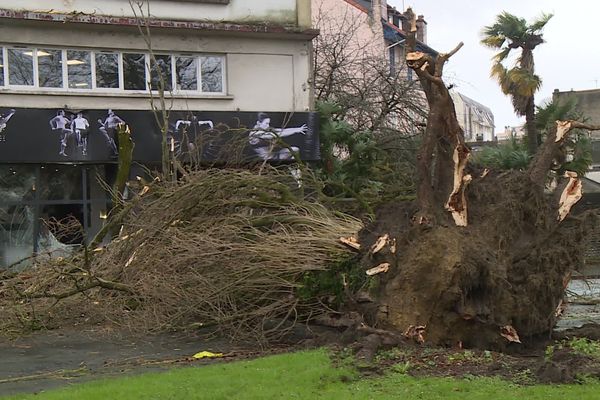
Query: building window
xmin=95 ymin=52 xmax=120 ymax=89
xmin=37 ymin=49 xmax=63 ymax=88
xmin=388 ymin=47 xmax=396 ymax=75
xmin=201 ymin=56 xmax=223 ymax=93
xmin=7 ymin=48 xmax=34 ymax=86
xmin=67 ymin=50 xmax=92 ymax=89
xmin=150 ymin=54 xmax=172 ymax=91
xmin=123 ymin=53 xmax=147 ymax=91
xmin=175 ymin=55 xmax=197 ymax=91
xmin=0 ymin=165 xmax=110 ymax=270
xmin=0 ymin=45 xmax=225 ymax=95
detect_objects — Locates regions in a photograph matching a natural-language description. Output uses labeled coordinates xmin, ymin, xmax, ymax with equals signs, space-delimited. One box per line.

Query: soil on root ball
xmin=358 ymin=171 xmax=590 ymax=350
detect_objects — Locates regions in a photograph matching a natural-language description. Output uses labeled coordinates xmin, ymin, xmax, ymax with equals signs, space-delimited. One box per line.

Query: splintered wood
xmin=370 ymin=234 xmax=389 ymax=254
xmin=339 ymin=236 xmax=361 ymax=250
xmin=555 ymin=120 xmax=572 ymax=142
xmin=404 ymin=325 xmax=426 ymax=344
xmin=557 ymin=171 xmax=582 ymax=221
xmin=445 ymin=144 xmax=472 ymax=226
xmin=366 ymin=263 xmax=390 ymax=276
xmin=500 ymin=325 xmax=521 ymax=344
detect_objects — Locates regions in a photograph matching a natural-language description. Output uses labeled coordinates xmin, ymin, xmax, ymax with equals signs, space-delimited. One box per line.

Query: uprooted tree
xmin=350 ymin=8 xmax=600 ymax=349
xmin=2 ymin=6 xmax=600 ymax=353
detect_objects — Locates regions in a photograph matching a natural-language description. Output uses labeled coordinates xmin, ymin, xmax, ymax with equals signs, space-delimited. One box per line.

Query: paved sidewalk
xmin=0 ymin=329 xmax=233 ymax=397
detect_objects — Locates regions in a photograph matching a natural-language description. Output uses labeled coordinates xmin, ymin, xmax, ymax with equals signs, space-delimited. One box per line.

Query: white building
xmin=0 ymin=0 xmax=318 ymax=268
xmin=450 ymin=91 xmax=495 ymax=142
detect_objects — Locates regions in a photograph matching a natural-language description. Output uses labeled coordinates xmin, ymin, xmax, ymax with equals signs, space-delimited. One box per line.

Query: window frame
xmin=174 ymin=53 xmax=199 ymax=92
xmin=6 ymin=46 xmax=36 ymax=87
xmin=0 ymin=44 xmax=227 ymax=96
xmin=199 ymin=53 xmax=227 ymax=94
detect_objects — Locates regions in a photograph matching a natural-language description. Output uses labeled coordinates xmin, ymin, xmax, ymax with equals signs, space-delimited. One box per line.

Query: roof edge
xmin=0 ymin=9 xmax=320 ymax=39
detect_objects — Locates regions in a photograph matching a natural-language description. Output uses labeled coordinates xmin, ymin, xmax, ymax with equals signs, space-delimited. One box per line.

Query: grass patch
xmin=567 ymin=338 xmax=600 ymax=358
xmin=4 ymin=349 xmax=600 ymax=400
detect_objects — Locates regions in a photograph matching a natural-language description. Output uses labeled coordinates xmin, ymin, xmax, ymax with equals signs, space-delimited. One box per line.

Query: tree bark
xmin=403 ymin=8 xmax=467 ymax=224
xmin=525 ymin=97 xmax=538 ymax=155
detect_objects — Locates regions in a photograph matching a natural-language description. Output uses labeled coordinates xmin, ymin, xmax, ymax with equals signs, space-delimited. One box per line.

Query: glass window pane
xmin=39 ymin=165 xmax=83 ymax=201
xmin=176 ymin=56 xmax=197 ymax=91
xmin=67 ymin=50 xmax=92 ymax=89
xmin=95 ymin=52 xmax=119 ymax=89
xmin=201 ymin=56 xmax=223 ymax=93
xmin=0 ymin=165 xmax=36 ymax=203
xmin=0 ymin=51 xmax=4 ymax=86
xmin=123 ymin=53 xmax=146 ymax=90
xmin=150 ymin=54 xmax=172 ymax=91
xmin=40 ymin=204 xmax=85 ymax=246
xmin=38 ymin=49 xmax=63 ymax=88
xmin=8 ymin=48 xmax=34 ymax=86
xmin=0 ymin=204 xmax=34 ymax=269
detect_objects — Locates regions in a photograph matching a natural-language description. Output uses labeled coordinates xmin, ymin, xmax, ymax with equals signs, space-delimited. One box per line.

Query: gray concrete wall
xmin=553 ymin=89 xmax=600 ymax=126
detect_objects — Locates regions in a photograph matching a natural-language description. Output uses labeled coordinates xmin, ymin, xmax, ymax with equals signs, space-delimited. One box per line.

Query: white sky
xmin=387 ymin=0 xmax=599 ymax=132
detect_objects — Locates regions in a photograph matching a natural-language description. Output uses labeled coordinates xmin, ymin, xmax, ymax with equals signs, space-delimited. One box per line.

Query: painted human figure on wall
xmin=98 ymin=109 xmax=125 ymax=156
xmin=0 ymin=109 xmax=16 ymax=134
xmin=248 ymin=112 xmax=308 ymax=160
xmin=49 ymin=110 xmax=73 ymax=157
xmin=171 ymin=116 xmax=214 ymax=157
xmin=72 ymin=112 xmax=90 ymax=156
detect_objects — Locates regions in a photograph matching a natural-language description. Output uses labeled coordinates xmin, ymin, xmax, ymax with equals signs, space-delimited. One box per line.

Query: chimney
xmin=400 ymin=8 xmax=413 ymax=33
xmin=371 ymin=0 xmax=387 ymax=22
xmin=416 ymin=15 xmax=428 ymax=44
xmin=380 ymin=0 xmax=388 ymax=21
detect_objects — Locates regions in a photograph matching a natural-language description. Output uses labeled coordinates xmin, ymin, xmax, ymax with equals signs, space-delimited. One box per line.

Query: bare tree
xmin=312 ymin=1 xmax=426 ymax=139
xmin=130 ymin=0 xmax=174 ymax=179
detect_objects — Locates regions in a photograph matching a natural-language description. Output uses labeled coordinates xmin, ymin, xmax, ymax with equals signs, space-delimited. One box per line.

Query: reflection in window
xmin=0 ymin=204 xmax=34 ymax=270
xmin=0 ymin=165 xmax=109 ymax=270
xmin=8 ymin=48 xmax=34 ymax=86
xmin=39 ymin=165 xmax=83 ymax=201
xmin=95 ymin=52 xmax=119 ymax=89
xmin=201 ymin=56 xmax=223 ymax=93
xmin=176 ymin=56 xmax=197 ymax=90
xmin=67 ymin=50 xmax=92 ymax=89
xmin=41 ymin=204 xmax=85 ymax=245
xmin=38 ymin=49 xmax=63 ymax=88
xmin=123 ymin=53 xmax=146 ymax=90
xmin=150 ymin=55 xmax=172 ymax=91
xmin=0 ymin=165 xmax=36 ymax=203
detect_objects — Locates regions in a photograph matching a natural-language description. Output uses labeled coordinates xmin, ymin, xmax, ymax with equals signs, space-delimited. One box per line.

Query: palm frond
xmin=528 ymin=12 xmax=553 ymax=33
xmin=506 ymin=68 xmax=541 ymax=97
xmin=493 ymin=47 xmax=512 ymax=63
xmin=535 ymin=97 xmax=579 ymax=131
xmin=481 ymin=35 xmax=506 ymax=49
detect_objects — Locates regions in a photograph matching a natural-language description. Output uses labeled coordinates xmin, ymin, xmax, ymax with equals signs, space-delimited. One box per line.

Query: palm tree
xmin=481 ymin=11 xmax=553 ymax=154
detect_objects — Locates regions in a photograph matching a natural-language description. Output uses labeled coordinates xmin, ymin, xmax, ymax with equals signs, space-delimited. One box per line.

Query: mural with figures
xmin=0 ymin=108 xmax=320 ymax=163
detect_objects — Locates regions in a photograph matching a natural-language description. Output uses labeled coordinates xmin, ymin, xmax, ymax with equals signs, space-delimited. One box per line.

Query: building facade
xmin=450 ymin=91 xmax=495 ymax=143
xmin=312 ymin=0 xmax=433 ymax=78
xmin=0 ymin=0 xmax=319 ymax=268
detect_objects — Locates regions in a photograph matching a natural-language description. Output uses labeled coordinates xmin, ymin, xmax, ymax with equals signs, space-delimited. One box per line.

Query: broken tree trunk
xmin=357 ymin=9 xmax=600 ymax=349
xmin=402 ymin=10 xmax=468 ymax=225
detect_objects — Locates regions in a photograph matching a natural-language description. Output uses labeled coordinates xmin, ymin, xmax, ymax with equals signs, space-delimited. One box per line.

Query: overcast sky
xmin=387 ymin=0 xmax=598 ymax=132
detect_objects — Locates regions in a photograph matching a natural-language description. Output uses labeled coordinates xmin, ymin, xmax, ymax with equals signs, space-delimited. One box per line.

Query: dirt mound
xmin=359 ymin=171 xmax=592 ymax=349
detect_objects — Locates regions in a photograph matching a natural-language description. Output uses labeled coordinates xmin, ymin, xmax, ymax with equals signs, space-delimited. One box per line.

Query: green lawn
xmin=4 ymin=349 xmax=600 ymax=399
